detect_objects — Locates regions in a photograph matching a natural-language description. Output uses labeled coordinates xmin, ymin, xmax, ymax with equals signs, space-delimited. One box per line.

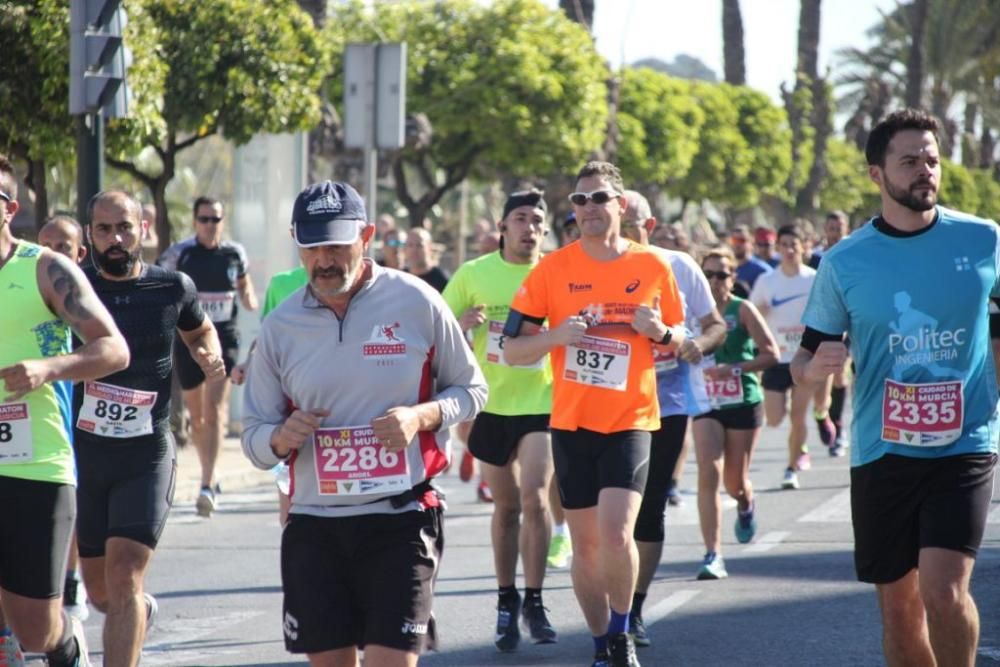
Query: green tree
xmin=729 ymin=85 xmax=793 ymax=202
xmin=938 ymin=158 xmax=980 ymax=213
xmin=970 ymin=169 xmax=1000 ymax=220
xmin=818 ymin=138 xmax=878 ymax=217
xmin=327 ymin=0 xmax=608 ymax=227
xmin=107 ymin=0 xmax=328 ymax=253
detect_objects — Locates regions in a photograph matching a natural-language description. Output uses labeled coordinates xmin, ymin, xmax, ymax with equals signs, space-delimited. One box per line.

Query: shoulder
xmin=220 ymin=240 xmax=248 ymax=257
xmin=821 ymin=224 xmax=878 ymax=265
xmin=938 ymin=206 xmax=997 ymax=228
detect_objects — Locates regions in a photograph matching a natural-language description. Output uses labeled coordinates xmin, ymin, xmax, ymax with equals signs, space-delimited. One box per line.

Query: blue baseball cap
xmin=292 ymin=181 xmax=368 ymax=247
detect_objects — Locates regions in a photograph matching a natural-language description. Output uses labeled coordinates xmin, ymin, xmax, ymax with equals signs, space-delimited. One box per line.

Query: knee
xmin=494 ymin=503 xmax=521 ymax=528
xmin=880 ymin=590 xmax=924 ymax=635
xmin=722 ymin=472 xmax=744 ymax=498
xmin=601 ymin=526 xmax=633 ymax=554
xmin=519 ymin=489 xmax=547 ymax=520
xmin=9 ymin=612 xmax=61 ymax=653
xmin=922 ymin=581 xmax=965 ymax=621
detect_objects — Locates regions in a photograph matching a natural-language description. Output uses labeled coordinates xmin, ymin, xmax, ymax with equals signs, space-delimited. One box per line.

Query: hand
xmin=272 ymin=409 xmax=330 ymax=456
xmin=230 ymin=362 xmax=248 ymax=386
xmin=678 ymin=338 xmax=703 ymax=364
xmin=459 ymin=304 xmax=487 ymax=331
xmin=631 ymin=295 xmax=664 ymax=340
xmin=552 ymin=315 xmax=587 ymax=347
xmin=0 ymin=360 xmax=53 ymax=402
xmin=195 ymin=348 xmax=226 ymax=380
xmin=371 ymin=406 xmax=421 ymax=452
xmin=805 ymin=341 xmax=848 ymax=383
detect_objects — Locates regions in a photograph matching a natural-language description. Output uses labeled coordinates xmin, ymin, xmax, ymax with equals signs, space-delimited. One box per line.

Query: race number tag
xmin=881 ymin=379 xmax=963 ymax=447
xmin=485 ymin=320 xmax=543 ymax=369
xmin=776 ymin=325 xmax=804 ymax=361
xmin=77 ymin=381 xmax=157 ymax=439
xmin=313 ymin=425 xmax=410 ymax=496
xmin=0 ymin=403 xmax=33 ymax=463
xmin=653 ymin=347 xmax=678 ymax=373
xmin=705 ymin=370 xmax=743 ymax=407
xmin=198 ymin=292 xmax=236 ymax=323
xmin=564 ymin=335 xmax=630 ymax=392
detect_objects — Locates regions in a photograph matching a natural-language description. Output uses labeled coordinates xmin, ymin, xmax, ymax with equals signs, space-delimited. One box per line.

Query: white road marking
xmin=978 ymin=646 xmax=1000 ymax=661
xmin=644 ymin=589 xmax=701 ymax=627
xmin=798 ymin=488 xmax=852 ymax=523
xmin=138 ymin=611 xmax=264 ymax=666
xmin=742 ymin=531 xmax=790 ymax=554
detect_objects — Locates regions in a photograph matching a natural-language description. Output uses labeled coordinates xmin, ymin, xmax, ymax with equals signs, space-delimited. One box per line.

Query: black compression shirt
xmin=74 ymin=264 xmax=204 ymax=443
xmin=174 ymin=239 xmax=248 ymax=334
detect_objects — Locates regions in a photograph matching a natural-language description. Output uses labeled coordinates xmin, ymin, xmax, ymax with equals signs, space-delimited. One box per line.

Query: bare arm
xmin=177 ymin=317 xmax=226 ymax=379
xmin=2 ymin=252 xmax=129 ymax=401
xmin=791 ymin=340 xmax=848 ymax=387
xmin=238 ymin=274 xmax=259 ymax=311
xmin=503 ymin=317 xmax=586 ymax=366
xmin=678 ymin=308 xmax=726 ymax=364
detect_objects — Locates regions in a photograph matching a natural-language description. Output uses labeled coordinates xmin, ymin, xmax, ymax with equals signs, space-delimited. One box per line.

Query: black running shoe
xmin=608 ymin=631 xmax=641 ymax=667
xmin=494 ymin=593 xmax=521 ymax=652
xmin=521 ymin=597 xmax=557 ymax=644
xmin=628 ymin=611 xmax=650 ymax=647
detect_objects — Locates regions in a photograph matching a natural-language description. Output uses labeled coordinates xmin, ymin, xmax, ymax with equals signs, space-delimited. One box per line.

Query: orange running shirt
xmin=510 ymin=241 xmax=684 ymax=433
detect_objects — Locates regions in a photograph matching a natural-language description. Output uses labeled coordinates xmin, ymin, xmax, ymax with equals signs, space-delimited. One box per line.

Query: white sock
xmin=553 ymin=522 xmax=568 ymax=538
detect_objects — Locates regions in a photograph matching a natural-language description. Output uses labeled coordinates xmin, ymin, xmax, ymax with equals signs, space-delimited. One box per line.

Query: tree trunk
xmin=980 ymin=126 xmax=996 ymax=170
xmin=601 ymin=72 xmax=620 ymax=163
xmin=961 ymin=101 xmax=978 ymax=168
xmin=722 ymin=0 xmax=746 ymax=85
xmin=796 ymin=76 xmax=831 ymax=216
xmin=558 ymin=0 xmax=595 ymax=30
xmin=25 ymin=158 xmax=49 ymax=231
xmin=796 ymin=0 xmax=821 ymax=82
xmin=905 ymin=0 xmax=929 ymax=109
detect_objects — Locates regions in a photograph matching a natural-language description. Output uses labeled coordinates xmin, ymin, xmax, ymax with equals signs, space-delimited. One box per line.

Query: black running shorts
xmin=0 ymin=476 xmax=75 ymax=599
xmin=761 ymin=363 xmax=794 ymax=393
xmin=694 ymin=403 xmax=764 ymax=430
xmin=634 ymin=415 xmax=688 ymax=543
xmin=75 ymin=433 xmax=177 ymax=557
xmin=281 ymin=507 xmax=444 ymax=654
xmin=851 ymin=452 xmax=997 ymax=584
xmin=551 ymin=428 xmax=651 ymax=510
xmin=173 ymin=329 xmax=239 ymax=390
xmin=468 ymin=412 xmax=550 ymax=466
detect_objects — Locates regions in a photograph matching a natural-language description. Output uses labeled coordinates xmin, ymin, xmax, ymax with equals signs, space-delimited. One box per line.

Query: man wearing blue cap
xmin=241 ymin=181 xmax=488 ymax=666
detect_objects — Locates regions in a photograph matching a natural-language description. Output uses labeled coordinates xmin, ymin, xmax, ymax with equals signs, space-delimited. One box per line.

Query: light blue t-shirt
xmin=802 ymin=207 xmax=1000 ymax=466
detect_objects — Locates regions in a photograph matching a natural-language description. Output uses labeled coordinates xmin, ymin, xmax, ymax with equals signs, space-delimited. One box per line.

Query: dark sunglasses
xmin=197 ymin=215 xmax=222 ymax=224
xmin=568 ymin=190 xmax=619 ymax=206
xmin=704 ymin=270 xmax=732 ymax=280
xmin=0 ymin=191 xmax=11 ymax=203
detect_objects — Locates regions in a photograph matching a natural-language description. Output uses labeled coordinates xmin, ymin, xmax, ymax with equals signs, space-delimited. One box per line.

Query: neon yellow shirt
xmin=443 ymin=251 xmax=552 ymax=416
xmin=0 ymin=243 xmax=74 ymax=484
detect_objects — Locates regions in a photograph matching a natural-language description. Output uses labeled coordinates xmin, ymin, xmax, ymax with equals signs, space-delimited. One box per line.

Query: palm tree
xmin=722 ymin=0 xmax=746 ymax=85
xmin=559 ymin=0 xmax=594 ymax=30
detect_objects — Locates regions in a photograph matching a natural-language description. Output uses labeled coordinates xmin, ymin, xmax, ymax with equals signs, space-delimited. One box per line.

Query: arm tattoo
xmin=46 ymin=258 xmax=95 ymax=323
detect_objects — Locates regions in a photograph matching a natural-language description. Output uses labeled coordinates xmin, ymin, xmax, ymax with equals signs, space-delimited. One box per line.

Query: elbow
xmin=109 ymin=335 xmax=131 ymax=373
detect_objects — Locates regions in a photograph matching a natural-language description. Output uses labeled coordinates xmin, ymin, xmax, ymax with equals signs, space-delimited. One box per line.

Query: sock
xmin=498 ymin=585 xmax=519 ymax=605
xmin=607 ymin=607 xmax=629 ymax=635
xmin=553 ymin=522 xmax=567 ymax=537
xmin=593 ymin=634 xmax=608 ymax=654
xmin=44 ymin=610 xmax=79 ymax=667
xmin=631 ymin=591 xmax=647 ymax=616
xmin=813 ymin=409 xmax=829 ymax=421
xmin=830 ymin=386 xmax=846 ymax=424
xmin=739 ymin=498 xmax=754 ymax=514
xmin=524 ymin=587 xmax=542 ymax=605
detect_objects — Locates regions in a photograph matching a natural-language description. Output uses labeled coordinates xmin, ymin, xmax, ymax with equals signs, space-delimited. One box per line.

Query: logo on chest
xmin=363 ymin=322 xmax=407 ymax=358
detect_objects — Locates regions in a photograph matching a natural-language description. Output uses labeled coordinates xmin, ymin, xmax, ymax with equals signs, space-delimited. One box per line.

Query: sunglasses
xmin=385 ymin=239 xmax=405 ymax=248
xmin=0 ymin=191 xmax=11 ymax=203
xmin=197 ymin=215 xmax=223 ymax=224
xmin=704 ymin=270 xmax=732 ymax=281
xmin=568 ymin=190 xmax=619 ymax=206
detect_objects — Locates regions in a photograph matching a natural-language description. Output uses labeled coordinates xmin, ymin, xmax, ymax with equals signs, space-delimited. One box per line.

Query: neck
xmin=716 ymin=292 xmax=732 ymax=310
xmin=881 ymin=198 xmax=936 ymax=232
xmin=411 ymin=259 xmax=429 ymax=273
xmin=580 ymin=231 xmax=628 ymax=261
xmin=780 ymin=259 xmax=801 ymax=275
xmin=501 ymin=247 xmax=536 ymax=265
xmin=198 ymin=236 xmax=220 ymax=249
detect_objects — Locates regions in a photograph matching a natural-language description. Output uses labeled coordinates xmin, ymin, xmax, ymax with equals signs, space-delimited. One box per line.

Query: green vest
xmin=0 ymin=242 xmax=74 ymax=484
xmin=715 ymin=296 xmax=762 ymax=408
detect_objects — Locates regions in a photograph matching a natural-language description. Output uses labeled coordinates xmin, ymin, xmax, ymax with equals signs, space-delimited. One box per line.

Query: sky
xmin=544 ymin=0 xmax=897 ymax=102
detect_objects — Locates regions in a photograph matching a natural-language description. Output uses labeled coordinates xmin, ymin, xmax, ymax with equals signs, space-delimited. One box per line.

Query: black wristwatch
xmin=657 ymin=328 xmax=673 ymax=345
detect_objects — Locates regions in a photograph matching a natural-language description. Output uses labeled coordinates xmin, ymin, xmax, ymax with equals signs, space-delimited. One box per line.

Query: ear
xmin=140 ymin=217 xmax=150 ymax=241
xmin=498 ymin=222 xmax=507 ymax=232
xmin=643 ymin=217 xmax=656 ymax=234
xmin=361 ymin=223 xmax=377 ymax=243
xmin=78 ymin=246 xmax=88 ymax=263
xmin=85 ymin=225 xmax=93 ymax=245
xmin=868 ymin=165 xmax=882 ymax=187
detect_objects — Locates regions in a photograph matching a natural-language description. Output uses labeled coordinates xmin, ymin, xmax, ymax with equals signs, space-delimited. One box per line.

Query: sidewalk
xmin=173 ymin=435 xmax=273 ymax=504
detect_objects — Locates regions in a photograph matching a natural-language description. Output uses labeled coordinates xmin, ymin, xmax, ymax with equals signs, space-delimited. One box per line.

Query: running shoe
xmin=196 ymin=485 xmax=217 ymax=517
xmin=0 ymin=631 xmax=25 ymax=667
xmin=494 ymin=593 xmax=521 ymax=652
xmin=816 ymin=415 xmax=836 ymax=447
xmin=696 ymin=552 xmax=728 ymax=580
xmin=607 ymin=632 xmax=641 ymax=667
xmin=591 ymin=649 xmax=611 ymax=667
xmin=521 ymin=597 xmax=557 ymax=644
xmin=781 ymin=468 xmax=800 ymax=490
xmin=144 ymin=592 xmax=158 ymax=632
xmin=628 ymin=611 xmax=650 ymax=648
xmin=64 ymin=574 xmax=89 ymax=621
xmin=830 ymin=431 xmax=848 ymax=457
xmin=459 ymin=450 xmax=475 ymax=482
xmin=70 ymin=616 xmax=93 ymax=667
xmin=546 ymin=533 xmax=572 ymax=569
xmin=477 ymin=480 xmax=493 ymax=503
xmin=795 ymin=452 xmax=812 ymax=471
xmin=734 ymin=502 xmax=757 ymax=544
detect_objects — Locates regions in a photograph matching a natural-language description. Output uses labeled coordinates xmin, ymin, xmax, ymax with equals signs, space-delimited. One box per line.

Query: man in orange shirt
xmin=503 ymin=161 xmax=685 ymax=667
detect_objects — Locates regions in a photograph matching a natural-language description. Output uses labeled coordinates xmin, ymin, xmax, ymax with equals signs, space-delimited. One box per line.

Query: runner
xmin=692 ymin=248 xmax=779 ymax=580
xmin=503 ymin=161 xmax=686 ymax=667
xmin=619 ymin=191 xmax=725 ymax=643
xmin=241 ymin=180 xmax=487 ymax=666
xmin=443 ymin=189 xmax=557 ymax=652
xmin=791 ymin=108 xmax=998 ymax=667
xmin=0 ymin=154 xmax=129 ymax=667
xmin=75 ymin=190 xmax=225 ymax=666
xmin=165 ymin=196 xmax=257 ymax=516
xmin=749 ymin=223 xmax=831 ymax=489
xmin=728 ymin=224 xmax=772 ymax=298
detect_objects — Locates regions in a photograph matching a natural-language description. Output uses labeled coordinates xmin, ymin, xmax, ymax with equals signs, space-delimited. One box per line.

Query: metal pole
xmin=76 ymin=112 xmax=104 ymax=225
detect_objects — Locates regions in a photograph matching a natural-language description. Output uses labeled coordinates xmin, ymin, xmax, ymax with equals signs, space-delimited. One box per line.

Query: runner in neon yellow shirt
xmin=442 ymin=189 xmax=557 ymax=651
